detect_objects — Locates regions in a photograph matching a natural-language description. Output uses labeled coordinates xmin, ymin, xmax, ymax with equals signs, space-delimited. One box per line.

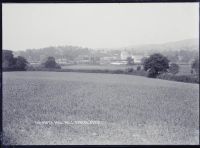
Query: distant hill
xmin=14 ymin=45 xmax=92 ymax=63
xmin=125 ymin=38 xmax=199 ymax=54
xmin=14 ymin=38 xmax=199 ymax=64
xmin=122 ymin=38 xmax=199 ymax=63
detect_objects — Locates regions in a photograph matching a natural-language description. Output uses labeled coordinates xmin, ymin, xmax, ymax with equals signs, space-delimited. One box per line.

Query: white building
xmin=56 ymin=58 xmax=68 ymax=64
xmin=120 ymin=51 xmax=131 ymax=60
xmin=131 ymin=55 xmax=143 ymax=64
xmin=100 ymin=56 xmax=118 ymax=65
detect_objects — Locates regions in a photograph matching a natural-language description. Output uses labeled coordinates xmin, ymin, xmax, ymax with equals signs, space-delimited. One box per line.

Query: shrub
xmin=125 ymin=68 xmax=134 ymax=73
xmin=127 ymin=57 xmax=134 ymax=65
xmin=137 ymin=66 xmax=141 ymax=71
xmin=26 ymin=65 xmax=36 ymax=71
xmin=28 ymin=65 xmax=47 ymax=71
xmin=112 ymin=69 xmax=125 ymax=74
xmin=191 ymin=58 xmax=199 ymax=74
xmin=168 ymin=63 xmax=179 ymax=75
xmin=124 ymin=68 xmax=148 ymax=77
xmin=42 ymin=57 xmax=61 ymax=69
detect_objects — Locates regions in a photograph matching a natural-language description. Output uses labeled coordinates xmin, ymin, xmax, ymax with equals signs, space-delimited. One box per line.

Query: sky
xmin=2 ymin=3 xmax=199 ymax=51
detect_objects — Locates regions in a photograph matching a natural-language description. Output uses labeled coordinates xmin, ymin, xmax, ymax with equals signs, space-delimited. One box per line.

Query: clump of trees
xmin=42 ymin=56 xmax=61 ymax=69
xmin=3 ymin=50 xmax=28 ymax=71
xmin=142 ymin=53 xmax=199 ymax=83
xmin=16 ymin=46 xmax=91 ymax=62
xmin=143 ymin=53 xmax=169 ymax=78
xmin=168 ymin=63 xmax=179 ymax=75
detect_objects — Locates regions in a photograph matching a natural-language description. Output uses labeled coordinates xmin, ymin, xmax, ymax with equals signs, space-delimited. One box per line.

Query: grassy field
xmin=3 ymin=72 xmax=199 ymax=145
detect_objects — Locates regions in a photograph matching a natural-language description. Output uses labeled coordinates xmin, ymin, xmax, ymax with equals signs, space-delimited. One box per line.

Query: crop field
xmin=3 ymin=72 xmax=199 ymax=145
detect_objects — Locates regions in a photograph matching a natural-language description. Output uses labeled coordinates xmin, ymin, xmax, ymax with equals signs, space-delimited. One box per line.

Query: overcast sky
xmin=2 ymin=3 xmax=199 ymax=51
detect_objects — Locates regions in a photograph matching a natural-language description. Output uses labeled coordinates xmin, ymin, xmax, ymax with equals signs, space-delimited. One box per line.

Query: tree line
xmin=3 ymin=50 xmax=28 ymax=71
xmin=2 ymin=50 xmax=61 ymax=71
xmin=3 ymin=50 xmax=199 ymax=81
xmin=143 ymin=53 xmax=199 ymax=78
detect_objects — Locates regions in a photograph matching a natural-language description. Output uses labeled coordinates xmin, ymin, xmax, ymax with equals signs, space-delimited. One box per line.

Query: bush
xmin=157 ymin=73 xmax=199 ymax=84
xmin=137 ymin=66 xmax=141 ymax=71
xmin=26 ymin=65 xmax=45 ymax=71
xmin=42 ymin=57 xmax=61 ymax=69
xmin=124 ymin=68 xmax=148 ymax=77
xmin=125 ymin=68 xmax=134 ymax=73
xmin=112 ymin=69 xmax=125 ymax=74
xmin=168 ymin=63 xmax=179 ymax=75
xmin=191 ymin=58 xmax=199 ymax=74
xmin=127 ymin=57 xmax=134 ymax=65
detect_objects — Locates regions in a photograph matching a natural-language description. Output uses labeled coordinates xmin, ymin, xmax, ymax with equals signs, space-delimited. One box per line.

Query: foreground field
xmin=3 ymin=72 xmax=199 ymax=145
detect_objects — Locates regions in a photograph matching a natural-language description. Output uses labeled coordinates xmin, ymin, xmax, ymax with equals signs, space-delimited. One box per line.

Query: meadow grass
xmin=3 ymin=72 xmax=199 ymax=144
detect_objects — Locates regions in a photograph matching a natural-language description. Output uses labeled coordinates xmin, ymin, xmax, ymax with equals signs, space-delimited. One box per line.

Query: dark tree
xmin=2 ymin=50 xmax=29 ymax=71
xmin=168 ymin=63 xmax=179 ymax=75
xmin=143 ymin=53 xmax=169 ymax=78
xmin=15 ymin=56 xmax=28 ymax=70
xmin=43 ymin=56 xmax=61 ymax=69
xmin=2 ymin=50 xmax=16 ymax=70
xmin=191 ymin=58 xmax=199 ymax=74
xmin=127 ymin=57 xmax=134 ymax=65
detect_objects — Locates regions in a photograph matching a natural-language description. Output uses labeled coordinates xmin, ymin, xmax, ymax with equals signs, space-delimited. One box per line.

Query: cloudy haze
xmin=2 ymin=3 xmax=199 ymax=51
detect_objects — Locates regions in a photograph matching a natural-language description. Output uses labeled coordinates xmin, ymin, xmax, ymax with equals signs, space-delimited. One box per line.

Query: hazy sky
xmin=2 ymin=3 xmax=199 ymax=51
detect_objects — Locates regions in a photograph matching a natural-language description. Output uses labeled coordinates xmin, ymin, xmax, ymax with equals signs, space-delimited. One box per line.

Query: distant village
xmin=29 ymin=50 xmax=149 ymax=66
xmin=28 ymin=48 xmax=196 ymax=67
xmin=52 ymin=50 xmax=149 ymax=65
xmin=14 ymin=38 xmax=198 ymax=67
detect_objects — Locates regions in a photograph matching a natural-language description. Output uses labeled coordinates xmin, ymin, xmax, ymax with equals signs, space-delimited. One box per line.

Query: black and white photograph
xmin=2 ymin=2 xmax=199 ymax=145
